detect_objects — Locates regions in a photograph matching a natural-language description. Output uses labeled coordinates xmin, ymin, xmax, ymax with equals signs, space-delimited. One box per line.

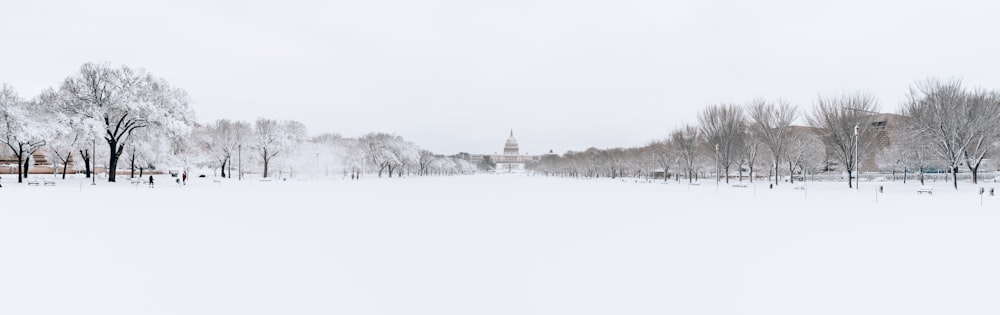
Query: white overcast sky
xmin=3 ymin=0 xmax=1000 ymax=155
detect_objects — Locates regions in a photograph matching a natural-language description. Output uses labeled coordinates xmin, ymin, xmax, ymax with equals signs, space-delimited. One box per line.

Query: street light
xmin=91 ymin=136 xmax=96 ymax=186
xmin=854 ymin=125 xmax=860 ymax=190
xmin=715 ymin=143 xmax=720 ymax=191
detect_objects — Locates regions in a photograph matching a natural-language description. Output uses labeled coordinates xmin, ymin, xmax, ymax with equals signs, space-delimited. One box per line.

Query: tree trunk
xmin=130 ymin=150 xmax=136 ymax=179
xmin=749 ymin=165 xmax=754 ymax=183
xmin=220 ymin=159 xmax=227 ymax=178
xmin=13 ymin=145 xmax=23 ymax=183
xmin=903 ymin=167 xmax=907 ymax=184
xmin=847 ymin=169 xmax=853 ymax=188
xmin=80 ymin=149 xmax=91 ymax=178
xmin=107 ymin=140 xmax=123 ymax=182
xmin=952 ymin=166 xmax=959 ymax=190
xmin=971 ymin=164 xmax=979 ymax=184
xmin=22 ymin=156 xmax=30 ymax=179
xmin=263 ymin=156 xmax=270 ymax=178
xmin=788 ymin=161 xmax=795 ymax=184
xmin=773 ymin=160 xmax=780 ymax=186
xmin=61 ymin=154 xmax=70 ymax=180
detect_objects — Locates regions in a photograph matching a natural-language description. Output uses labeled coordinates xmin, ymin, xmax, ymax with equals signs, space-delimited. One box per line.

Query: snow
xmin=2 ymin=174 xmax=1000 ymax=314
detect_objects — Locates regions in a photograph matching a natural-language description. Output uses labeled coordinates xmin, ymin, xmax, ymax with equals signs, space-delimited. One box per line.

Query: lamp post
xmin=238 ymin=144 xmax=242 ymax=181
xmin=675 ymin=157 xmax=680 ymax=183
xmin=854 ymin=125 xmax=860 ymax=190
xmin=715 ymin=143 xmax=720 ymax=191
xmin=91 ymin=136 xmax=96 ymax=186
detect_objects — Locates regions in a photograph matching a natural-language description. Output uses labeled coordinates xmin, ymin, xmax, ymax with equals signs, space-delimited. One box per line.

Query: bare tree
xmin=648 ymin=139 xmax=673 ymax=181
xmin=900 ymin=79 xmax=1000 ymax=189
xmin=783 ymin=128 xmax=824 ymax=183
xmin=808 ymin=93 xmax=880 ymax=188
xmin=875 ymin=132 xmax=907 ymax=182
xmin=747 ymin=99 xmax=798 ymax=186
xmin=961 ymin=90 xmax=1000 ymax=184
xmin=699 ymin=104 xmax=746 ymax=183
xmin=742 ymin=130 xmax=761 ymax=182
xmin=670 ymin=124 xmax=701 ymax=183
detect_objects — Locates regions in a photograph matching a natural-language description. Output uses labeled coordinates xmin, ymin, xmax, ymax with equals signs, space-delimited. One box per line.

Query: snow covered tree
xmin=418 ymin=150 xmax=436 ymax=176
xmin=360 ymin=132 xmax=399 ymax=177
xmin=0 ymin=84 xmax=62 ymax=183
xmin=57 ymin=63 xmax=195 ymax=182
xmin=389 ymin=139 xmax=419 ymax=177
xmin=196 ymin=119 xmax=250 ymax=178
xmin=251 ymin=118 xmax=306 ymax=178
xmin=38 ymin=90 xmax=88 ymax=179
xmin=122 ymin=127 xmax=172 ymax=179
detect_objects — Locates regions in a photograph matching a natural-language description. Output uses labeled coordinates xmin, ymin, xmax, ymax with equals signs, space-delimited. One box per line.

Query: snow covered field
xmin=3 ymin=174 xmax=1000 ymax=314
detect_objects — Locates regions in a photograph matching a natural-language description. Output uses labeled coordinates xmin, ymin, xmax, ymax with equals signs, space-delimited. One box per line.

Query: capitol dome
xmin=503 ymin=130 xmax=519 ymax=155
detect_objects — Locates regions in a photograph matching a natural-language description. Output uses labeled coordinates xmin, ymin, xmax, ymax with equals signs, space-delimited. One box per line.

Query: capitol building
xmin=489 ymin=130 xmax=539 ymax=173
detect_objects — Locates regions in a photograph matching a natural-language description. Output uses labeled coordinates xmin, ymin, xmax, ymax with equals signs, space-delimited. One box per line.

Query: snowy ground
xmin=2 ymin=174 xmax=1000 ymax=314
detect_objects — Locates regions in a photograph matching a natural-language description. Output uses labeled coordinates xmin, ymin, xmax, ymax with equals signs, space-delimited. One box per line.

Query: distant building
xmin=489 ymin=130 xmax=539 ymax=173
xmin=797 ymin=112 xmax=908 ymax=173
xmin=0 ymin=148 xmax=65 ymax=175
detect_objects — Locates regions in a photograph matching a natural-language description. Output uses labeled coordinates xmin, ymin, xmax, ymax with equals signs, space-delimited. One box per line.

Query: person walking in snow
xmin=182 ymin=172 xmax=187 ymax=185
xmin=148 ymin=175 xmax=154 ymax=188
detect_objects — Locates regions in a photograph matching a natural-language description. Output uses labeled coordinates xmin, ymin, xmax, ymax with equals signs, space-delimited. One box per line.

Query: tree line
xmin=0 ymin=63 xmax=474 ymax=184
xmin=530 ymin=79 xmax=1000 ymax=190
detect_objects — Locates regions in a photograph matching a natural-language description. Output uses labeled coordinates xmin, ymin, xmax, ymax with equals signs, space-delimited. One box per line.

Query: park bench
xmin=688 ymin=182 xmax=700 ymax=186
xmin=794 ymin=184 xmax=806 ymax=190
xmin=43 ymin=179 xmax=56 ymax=186
xmin=917 ymin=186 xmax=934 ymax=195
xmin=26 ymin=178 xmax=40 ymax=186
xmin=130 ymin=178 xmax=145 ymax=185
xmin=732 ymin=182 xmax=748 ymax=188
